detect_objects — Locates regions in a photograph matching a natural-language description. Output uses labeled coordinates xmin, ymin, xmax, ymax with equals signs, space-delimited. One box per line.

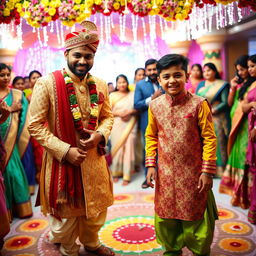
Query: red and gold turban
xmin=64 ymin=21 xmax=99 ymax=53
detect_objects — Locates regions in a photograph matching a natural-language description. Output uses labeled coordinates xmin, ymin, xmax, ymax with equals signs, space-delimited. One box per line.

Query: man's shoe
xmin=141 ymin=179 xmax=149 ymax=189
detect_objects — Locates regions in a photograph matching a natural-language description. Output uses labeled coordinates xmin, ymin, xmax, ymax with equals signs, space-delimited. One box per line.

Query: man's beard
xmin=148 ymin=74 xmax=158 ymax=83
xmin=68 ymin=62 xmax=91 ymax=78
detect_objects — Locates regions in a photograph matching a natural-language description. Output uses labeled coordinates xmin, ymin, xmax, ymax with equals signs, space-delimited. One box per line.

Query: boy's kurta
xmin=28 ymin=68 xmax=114 ymax=219
xmin=145 ymin=92 xmax=217 ymax=221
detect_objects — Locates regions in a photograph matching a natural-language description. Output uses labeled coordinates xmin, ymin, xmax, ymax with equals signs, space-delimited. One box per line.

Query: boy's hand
xmin=146 ymin=167 xmax=156 ymax=188
xmin=197 ymin=173 xmax=213 ymax=193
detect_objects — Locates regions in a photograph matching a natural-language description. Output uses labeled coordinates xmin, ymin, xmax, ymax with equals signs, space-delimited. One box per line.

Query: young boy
xmin=145 ymin=54 xmax=218 ymax=256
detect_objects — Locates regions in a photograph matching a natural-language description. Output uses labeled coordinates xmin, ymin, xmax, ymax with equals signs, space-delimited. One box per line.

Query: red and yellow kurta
xmin=28 ymin=67 xmax=114 ymax=219
xmin=145 ymin=92 xmax=217 ymax=221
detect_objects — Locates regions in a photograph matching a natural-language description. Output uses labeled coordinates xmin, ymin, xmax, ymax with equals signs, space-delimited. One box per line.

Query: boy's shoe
xmin=141 ymin=179 xmax=149 ymax=189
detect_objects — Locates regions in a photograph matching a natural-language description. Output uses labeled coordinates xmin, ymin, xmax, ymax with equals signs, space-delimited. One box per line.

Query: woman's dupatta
xmin=50 ymin=71 xmax=84 ymax=218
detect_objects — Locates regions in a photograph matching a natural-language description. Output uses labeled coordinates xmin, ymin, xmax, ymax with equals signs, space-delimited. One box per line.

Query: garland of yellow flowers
xmin=63 ymin=69 xmax=99 ymax=139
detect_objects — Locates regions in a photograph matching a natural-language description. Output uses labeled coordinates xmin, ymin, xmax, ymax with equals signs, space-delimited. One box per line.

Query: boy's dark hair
xmin=145 ymin=59 xmax=157 ymax=69
xmin=157 ymin=54 xmax=189 ymax=75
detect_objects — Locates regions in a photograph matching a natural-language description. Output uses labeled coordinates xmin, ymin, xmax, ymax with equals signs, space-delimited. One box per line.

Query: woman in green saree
xmin=196 ymin=62 xmax=230 ymax=176
xmin=0 ymin=63 xmax=32 ymax=219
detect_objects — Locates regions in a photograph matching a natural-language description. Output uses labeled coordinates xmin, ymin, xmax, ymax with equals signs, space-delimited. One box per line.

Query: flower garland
xmin=0 ymin=0 xmax=254 ymax=26
xmin=63 ymin=69 xmax=99 ymax=138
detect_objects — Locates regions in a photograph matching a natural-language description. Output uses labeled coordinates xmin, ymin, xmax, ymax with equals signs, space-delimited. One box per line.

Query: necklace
xmin=63 ymin=69 xmax=99 ymax=139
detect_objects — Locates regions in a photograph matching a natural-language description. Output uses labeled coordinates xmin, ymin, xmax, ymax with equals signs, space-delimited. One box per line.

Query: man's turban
xmin=64 ymin=21 xmax=99 ymax=53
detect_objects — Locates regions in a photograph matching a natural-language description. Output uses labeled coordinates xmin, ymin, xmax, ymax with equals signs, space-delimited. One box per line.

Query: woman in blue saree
xmin=196 ymin=63 xmax=230 ymax=176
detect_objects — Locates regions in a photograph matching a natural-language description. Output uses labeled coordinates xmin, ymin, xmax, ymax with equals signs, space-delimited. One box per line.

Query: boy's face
xmin=158 ymin=65 xmax=188 ymax=97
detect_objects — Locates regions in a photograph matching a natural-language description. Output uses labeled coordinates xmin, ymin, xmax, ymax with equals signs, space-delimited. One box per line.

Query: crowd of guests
xmin=0 ymin=52 xmax=256 ymax=252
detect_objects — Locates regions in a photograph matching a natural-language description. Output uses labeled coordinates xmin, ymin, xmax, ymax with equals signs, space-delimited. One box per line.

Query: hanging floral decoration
xmin=1 ymin=0 xmax=20 ymax=25
xmin=0 ymin=0 xmax=254 ymax=27
xmin=92 ymin=0 xmax=127 ymax=16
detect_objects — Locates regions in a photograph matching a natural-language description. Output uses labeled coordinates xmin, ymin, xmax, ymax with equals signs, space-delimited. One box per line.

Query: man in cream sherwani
xmin=28 ymin=21 xmax=115 ymax=256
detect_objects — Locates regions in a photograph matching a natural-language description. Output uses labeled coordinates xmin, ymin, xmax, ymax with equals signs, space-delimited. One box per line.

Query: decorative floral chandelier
xmin=0 ymin=0 xmax=255 ymax=28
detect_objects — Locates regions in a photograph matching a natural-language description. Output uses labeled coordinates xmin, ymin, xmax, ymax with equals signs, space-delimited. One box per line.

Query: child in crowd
xmin=145 ymin=54 xmax=218 ymax=256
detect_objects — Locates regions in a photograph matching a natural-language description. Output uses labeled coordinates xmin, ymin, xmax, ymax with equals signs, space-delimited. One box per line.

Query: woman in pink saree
xmin=242 ymin=54 xmax=256 ymax=224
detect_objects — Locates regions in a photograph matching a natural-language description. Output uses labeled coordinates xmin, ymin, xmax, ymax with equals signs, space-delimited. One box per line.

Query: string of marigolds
xmin=1 ymin=0 xmax=254 ymax=28
xmin=63 ymin=69 xmax=99 ymax=139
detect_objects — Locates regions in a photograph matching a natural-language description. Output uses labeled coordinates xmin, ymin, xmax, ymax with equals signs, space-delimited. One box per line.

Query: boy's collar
xmin=166 ymin=90 xmax=189 ymax=106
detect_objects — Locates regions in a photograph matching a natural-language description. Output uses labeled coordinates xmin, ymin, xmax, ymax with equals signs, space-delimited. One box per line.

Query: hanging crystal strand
xmin=142 ymin=17 xmax=149 ymax=58
xmin=219 ymin=4 xmax=224 ymax=28
xmin=37 ymin=28 xmax=43 ymax=47
xmin=131 ymin=15 xmax=137 ymax=43
xmin=215 ymin=4 xmax=219 ymax=30
xmin=43 ymin=26 xmax=48 ymax=47
xmin=50 ymin=21 xmax=54 ymax=33
xmin=237 ymin=2 xmax=243 ymax=22
xmin=108 ymin=16 xmax=112 ymax=44
xmin=223 ymin=4 xmax=227 ymax=27
xmin=188 ymin=8 xmax=195 ymax=39
xmin=197 ymin=6 xmax=203 ymax=33
xmin=60 ymin=22 xmax=65 ymax=48
xmin=159 ymin=16 xmax=164 ymax=39
xmin=93 ymin=14 xmax=97 ymax=26
xmin=122 ymin=14 xmax=126 ymax=42
xmin=55 ymin=20 xmax=61 ymax=46
xmin=17 ymin=20 xmax=23 ymax=49
xmin=110 ymin=14 xmax=114 ymax=29
xmin=208 ymin=5 xmax=214 ymax=33
xmin=100 ymin=14 xmax=104 ymax=44
xmin=104 ymin=16 xmax=108 ymax=44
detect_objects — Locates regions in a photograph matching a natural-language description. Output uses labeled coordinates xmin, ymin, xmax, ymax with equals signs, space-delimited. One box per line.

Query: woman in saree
xmin=219 ymin=55 xmax=256 ymax=209
xmin=0 ymin=63 xmax=32 ymax=219
xmin=0 ymin=100 xmax=10 ymax=252
xmin=196 ymin=62 xmax=230 ymax=176
xmin=128 ymin=68 xmax=146 ymax=91
xmin=186 ymin=63 xmax=204 ymax=93
xmin=242 ymin=54 xmax=256 ymax=223
xmin=110 ymin=74 xmax=137 ymax=185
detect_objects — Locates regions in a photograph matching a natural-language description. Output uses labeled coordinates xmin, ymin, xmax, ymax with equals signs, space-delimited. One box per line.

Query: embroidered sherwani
xmin=145 ymin=92 xmax=217 ymax=221
xmin=28 ymin=67 xmax=114 ymax=219
xmin=145 ymin=92 xmax=218 ymax=256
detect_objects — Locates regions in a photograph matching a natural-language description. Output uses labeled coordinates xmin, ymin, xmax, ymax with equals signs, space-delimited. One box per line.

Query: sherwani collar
xmin=165 ymin=90 xmax=189 ymax=106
